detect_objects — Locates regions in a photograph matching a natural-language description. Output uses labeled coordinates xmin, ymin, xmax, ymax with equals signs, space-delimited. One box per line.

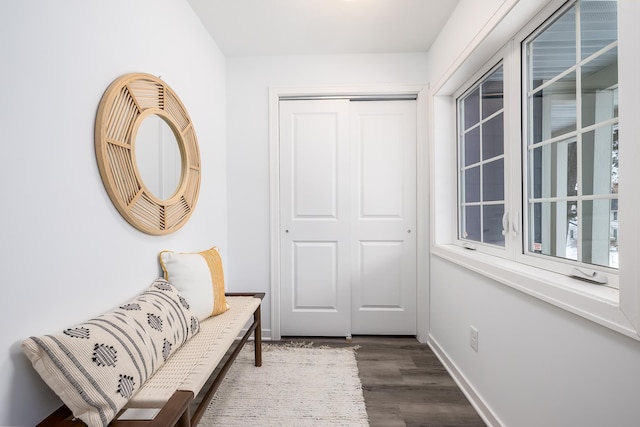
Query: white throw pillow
xmin=159 ymin=246 xmax=228 ymax=321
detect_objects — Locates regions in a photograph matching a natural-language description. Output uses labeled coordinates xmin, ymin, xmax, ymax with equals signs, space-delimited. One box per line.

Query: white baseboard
xmin=239 ymin=328 xmax=273 ymax=341
xmin=427 ymin=334 xmax=503 ymax=427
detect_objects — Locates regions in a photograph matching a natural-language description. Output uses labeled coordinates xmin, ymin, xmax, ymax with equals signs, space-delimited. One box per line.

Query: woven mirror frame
xmin=95 ymin=73 xmax=201 ymax=235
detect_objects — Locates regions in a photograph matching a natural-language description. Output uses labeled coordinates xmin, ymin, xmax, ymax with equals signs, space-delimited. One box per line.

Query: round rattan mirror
xmin=95 ymin=73 xmax=201 ymax=235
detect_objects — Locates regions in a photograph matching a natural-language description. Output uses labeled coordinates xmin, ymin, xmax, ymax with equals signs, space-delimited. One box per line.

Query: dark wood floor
xmin=278 ymin=336 xmax=486 ymax=427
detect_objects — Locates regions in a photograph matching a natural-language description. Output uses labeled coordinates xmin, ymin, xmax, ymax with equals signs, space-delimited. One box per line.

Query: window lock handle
xmin=512 ymin=211 xmax=520 ymax=235
xmin=569 ymin=268 xmax=608 ymax=285
xmin=502 ymin=212 xmax=509 ymax=236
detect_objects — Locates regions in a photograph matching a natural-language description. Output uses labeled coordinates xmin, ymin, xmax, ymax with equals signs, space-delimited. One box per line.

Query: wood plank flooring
xmin=278 ymin=336 xmax=486 ymax=427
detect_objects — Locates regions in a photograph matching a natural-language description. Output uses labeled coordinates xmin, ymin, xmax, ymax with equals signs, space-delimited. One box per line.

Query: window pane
xmin=581 ymin=47 xmax=618 ymax=128
xmin=482 ymin=113 xmax=504 ymax=160
xmin=530 ymin=202 xmax=543 ymax=253
xmin=580 ymin=0 xmax=618 ymax=60
xmin=529 ymin=5 xmax=576 ymax=92
xmin=581 ymin=199 xmax=617 ymax=268
xmin=458 ymin=63 xmax=504 ymax=250
xmin=612 ymin=126 xmax=619 ymax=194
xmin=530 ymin=72 xmax=577 ymax=145
xmin=464 ymin=88 xmax=480 ymax=130
xmin=581 ymin=125 xmax=617 ymax=196
xmin=529 ymin=201 xmax=578 ymax=261
xmin=483 ymin=204 xmax=505 ymax=246
xmin=482 ymin=67 xmax=504 ymax=119
xmin=463 ymin=205 xmax=481 ymax=242
xmin=464 ymin=166 xmax=480 ymax=203
xmin=463 ymin=127 xmax=480 ymax=166
xmin=483 ymin=159 xmax=504 ymax=202
xmin=525 ymin=0 xmax=619 ymax=272
xmin=531 ymin=139 xmax=577 ymax=199
xmin=610 ymin=198 xmax=619 ymax=268
xmin=567 ymin=200 xmax=578 ymax=261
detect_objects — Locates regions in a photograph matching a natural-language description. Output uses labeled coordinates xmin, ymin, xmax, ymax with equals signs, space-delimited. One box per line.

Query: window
xmin=432 ymin=0 xmax=640 ymax=337
xmin=523 ymin=0 xmax=619 ymax=271
xmin=451 ymin=0 xmax=619 ymax=284
xmin=458 ymin=65 xmax=505 ymax=247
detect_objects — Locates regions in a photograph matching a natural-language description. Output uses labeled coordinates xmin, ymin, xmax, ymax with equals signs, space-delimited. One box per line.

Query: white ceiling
xmin=188 ymin=0 xmax=460 ymax=57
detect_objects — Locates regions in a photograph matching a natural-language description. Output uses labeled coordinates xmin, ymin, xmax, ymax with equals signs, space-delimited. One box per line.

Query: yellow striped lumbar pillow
xmin=159 ymin=246 xmax=229 ymax=321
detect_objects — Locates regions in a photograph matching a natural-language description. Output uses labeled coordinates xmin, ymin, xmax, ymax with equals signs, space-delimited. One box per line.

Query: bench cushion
xmin=127 ymin=295 xmax=261 ymax=406
xmin=22 ymin=279 xmax=199 ymax=427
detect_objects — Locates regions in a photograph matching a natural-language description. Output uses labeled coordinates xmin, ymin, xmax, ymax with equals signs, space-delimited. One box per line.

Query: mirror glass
xmin=135 ymin=115 xmax=183 ymax=199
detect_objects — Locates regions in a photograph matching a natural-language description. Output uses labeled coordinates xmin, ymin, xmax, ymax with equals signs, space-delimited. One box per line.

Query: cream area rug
xmin=198 ymin=343 xmax=369 ymax=426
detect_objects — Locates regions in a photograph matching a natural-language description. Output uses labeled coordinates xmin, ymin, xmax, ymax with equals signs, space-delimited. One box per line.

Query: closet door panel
xmin=350 ymin=101 xmax=417 ymax=335
xmin=279 ymin=100 xmax=351 ymax=336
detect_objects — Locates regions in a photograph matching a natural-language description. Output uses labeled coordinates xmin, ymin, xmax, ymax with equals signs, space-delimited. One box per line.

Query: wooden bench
xmin=37 ymin=292 xmax=264 ymax=427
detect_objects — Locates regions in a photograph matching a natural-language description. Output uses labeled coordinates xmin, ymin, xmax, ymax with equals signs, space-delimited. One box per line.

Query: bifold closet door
xmin=279 ymin=99 xmax=417 ymax=336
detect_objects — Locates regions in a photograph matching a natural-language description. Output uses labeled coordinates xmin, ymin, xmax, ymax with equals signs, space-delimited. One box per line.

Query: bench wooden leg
xmin=254 ymin=304 xmax=262 ymax=367
xmin=175 ymin=407 xmax=190 ymax=427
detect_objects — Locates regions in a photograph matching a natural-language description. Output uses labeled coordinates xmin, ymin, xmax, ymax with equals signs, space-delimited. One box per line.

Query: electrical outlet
xmin=470 ymin=326 xmax=479 ymax=352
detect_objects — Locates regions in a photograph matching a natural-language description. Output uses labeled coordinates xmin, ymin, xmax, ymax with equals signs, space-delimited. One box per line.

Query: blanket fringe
xmin=244 ymin=340 xmax=361 ymax=352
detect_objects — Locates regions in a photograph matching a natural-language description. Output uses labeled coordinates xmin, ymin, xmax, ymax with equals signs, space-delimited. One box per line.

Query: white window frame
xmin=516 ymin=0 xmax=620 ymax=288
xmin=455 ymin=61 xmax=510 ymax=258
xmin=429 ymin=0 xmax=640 ymax=339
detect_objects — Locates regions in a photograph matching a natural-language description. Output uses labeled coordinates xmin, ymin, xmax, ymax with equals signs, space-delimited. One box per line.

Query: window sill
xmin=431 ymin=244 xmax=638 ymax=339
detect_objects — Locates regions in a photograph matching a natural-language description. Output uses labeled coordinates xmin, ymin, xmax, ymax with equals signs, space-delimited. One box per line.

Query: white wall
xmin=0 ymin=1 xmax=227 ymax=425
xmin=427 ymin=0 xmax=640 ymax=425
xmin=225 ymin=53 xmax=429 ymax=335
xmin=431 ymin=257 xmax=640 ymax=426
